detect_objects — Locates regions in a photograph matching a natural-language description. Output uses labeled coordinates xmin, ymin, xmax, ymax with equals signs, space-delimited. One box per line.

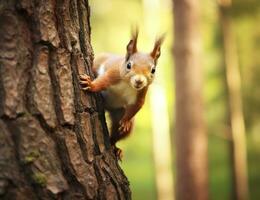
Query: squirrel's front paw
xmin=119 ymin=120 xmax=132 ymax=133
xmin=79 ymin=74 xmax=94 ymax=91
xmin=113 ymin=146 xmax=123 ymax=161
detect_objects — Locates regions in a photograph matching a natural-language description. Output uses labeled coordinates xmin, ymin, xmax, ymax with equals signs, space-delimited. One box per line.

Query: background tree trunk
xmin=0 ymin=0 xmax=131 ymax=199
xmin=219 ymin=1 xmax=249 ymax=200
xmin=172 ymin=0 xmax=208 ymax=199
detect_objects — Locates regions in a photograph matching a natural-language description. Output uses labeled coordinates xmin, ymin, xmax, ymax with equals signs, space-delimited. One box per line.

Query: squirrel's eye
xmin=151 ymin=68 xmax=156 ymax=74
xmin=126 ymin=62 xmax=132 ymax=69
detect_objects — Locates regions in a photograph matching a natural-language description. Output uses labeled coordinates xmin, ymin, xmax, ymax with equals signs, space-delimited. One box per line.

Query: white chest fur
xmin=102 ymin=81 xmax=137 ymax=109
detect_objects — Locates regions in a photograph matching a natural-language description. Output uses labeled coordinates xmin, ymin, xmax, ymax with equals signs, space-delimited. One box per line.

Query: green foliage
xmin=232 ymin=0 xmax=260 ymax=17
xmin=208 ymin=135 xmax=233 ymax=200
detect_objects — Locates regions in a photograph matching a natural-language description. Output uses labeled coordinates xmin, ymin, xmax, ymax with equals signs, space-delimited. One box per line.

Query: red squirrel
xmin=80 ymin=30 xmax=164 ymax=159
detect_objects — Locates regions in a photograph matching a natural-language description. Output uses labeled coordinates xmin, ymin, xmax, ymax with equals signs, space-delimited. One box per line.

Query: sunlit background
xmin=89 ymin=0 xmax=260 ymax=199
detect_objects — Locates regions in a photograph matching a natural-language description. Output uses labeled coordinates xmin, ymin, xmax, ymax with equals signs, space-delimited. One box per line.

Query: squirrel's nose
xmin=135 ymin=79 xmax=143 ymax=85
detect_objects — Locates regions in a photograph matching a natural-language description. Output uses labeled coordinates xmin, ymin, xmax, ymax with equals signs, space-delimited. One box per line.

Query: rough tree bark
xmin=0 ymin=0 xmax=131 ymax=199
xmin=172 ymin=0 xmax=208 ymax=200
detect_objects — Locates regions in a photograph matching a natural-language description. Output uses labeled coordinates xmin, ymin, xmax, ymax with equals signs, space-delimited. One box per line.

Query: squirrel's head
xmin=121 ymin=29 xmax=165 ymax=91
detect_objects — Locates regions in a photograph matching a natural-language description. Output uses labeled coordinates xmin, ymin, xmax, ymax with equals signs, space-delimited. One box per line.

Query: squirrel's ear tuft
xmin=126 ymin=28 xmax=139 ymax=60
xmin=150 ymin=34 xmax=165 ymax=64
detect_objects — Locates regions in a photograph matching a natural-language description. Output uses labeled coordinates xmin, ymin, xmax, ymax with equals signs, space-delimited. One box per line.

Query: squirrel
xmin=79 ymin=29 xmax=164 ymax=160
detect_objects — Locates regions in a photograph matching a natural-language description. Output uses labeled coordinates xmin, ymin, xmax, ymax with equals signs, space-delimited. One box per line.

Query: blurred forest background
xmin=89 ymin=0 xmax=260 ymax=199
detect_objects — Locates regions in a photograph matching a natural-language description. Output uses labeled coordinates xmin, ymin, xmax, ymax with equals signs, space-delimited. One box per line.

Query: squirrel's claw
xmin=119 ymin=120 xmax=132 ymax=133
xmin=79 ymin=74 xmax=91 ymax=82
xmin=80 ymin=80 xmax=88 ymax=83
xmin=114 ymin=146 xmax=123 ymax=161
xmin=79 ymin=74 xmax=93 ymax=91
xmin=82 ymin=86 xmax=91 ymax=90
xmin=79 ymin=74 xmax=90 ymax=79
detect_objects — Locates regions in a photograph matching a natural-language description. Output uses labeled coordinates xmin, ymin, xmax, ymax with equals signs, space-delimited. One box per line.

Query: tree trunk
xmin=172 ymin=0 xmax=208 ymax=200
xmin=219 ymin=1 xmax=249 ymax=200
xmin=0 ymin=0 xmax=131 ymax=199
